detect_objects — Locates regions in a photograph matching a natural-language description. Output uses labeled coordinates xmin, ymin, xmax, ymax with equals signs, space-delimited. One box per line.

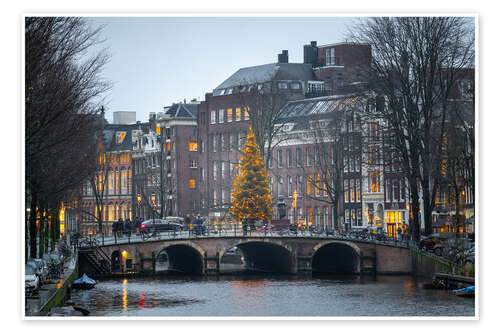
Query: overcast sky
xmin=85 ymin=16 xmax=358 ymax=123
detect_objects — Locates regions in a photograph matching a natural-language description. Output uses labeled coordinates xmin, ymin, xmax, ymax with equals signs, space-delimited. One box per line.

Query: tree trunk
xmin=409 ymin=179 xmax=421 ymax=243
xmin=29 ymin=196 xmax=37 ymax=259
xmin=421 ymin=175 xmax=433 ymax=236
xmin=38 ymin=216 xmax=44 ymax=259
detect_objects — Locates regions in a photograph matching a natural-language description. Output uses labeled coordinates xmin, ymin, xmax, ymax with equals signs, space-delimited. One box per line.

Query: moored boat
xmin=452 ymin=286 xmax=475 ymax=298
xmin=72 ymin=273 xmax=97 ymax=290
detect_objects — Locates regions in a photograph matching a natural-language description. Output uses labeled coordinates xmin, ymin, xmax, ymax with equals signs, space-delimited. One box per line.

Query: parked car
xmin=25 ymin=264 xmax=39 ymax=292
xmin=27 ymin=259 xmax=48 ymax=284
xmin=140 ymin=219 xmax=183 ymax=232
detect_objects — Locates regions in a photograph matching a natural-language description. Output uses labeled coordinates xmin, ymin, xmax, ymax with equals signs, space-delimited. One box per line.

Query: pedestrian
xmin=135 ymin=216 xmax=141 ymax=235
xmin=397 ymin=227 xmax=402 ymax=241
xmin=125 ymin=218 xmax=132 ymax=237
xmin=185 ymin=215 xmax=191 ymax=230
xmin=242 ymin=219 xmax=248 ymax=236
xmin=112 ymin=221 xmax=118 ymax=243
xmin=118 ymin=218 xmax=124 ymax=237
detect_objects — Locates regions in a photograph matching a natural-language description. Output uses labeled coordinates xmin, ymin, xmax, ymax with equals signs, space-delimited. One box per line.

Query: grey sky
xmin=86 ymin=17 xmax=358 ymax=123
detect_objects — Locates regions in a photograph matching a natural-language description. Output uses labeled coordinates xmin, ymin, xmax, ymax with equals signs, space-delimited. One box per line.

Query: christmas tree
xmin=229 ymin=126 xmax=273 ymax=222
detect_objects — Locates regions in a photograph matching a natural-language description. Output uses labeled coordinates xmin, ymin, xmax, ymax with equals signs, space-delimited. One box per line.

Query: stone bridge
xmin=81 ymin=235 xmax=412 ymax=276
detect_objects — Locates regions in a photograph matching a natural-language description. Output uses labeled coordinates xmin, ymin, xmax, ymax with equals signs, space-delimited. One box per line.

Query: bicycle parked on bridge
xmin=140 ymin=228 xmax=161 ymax=241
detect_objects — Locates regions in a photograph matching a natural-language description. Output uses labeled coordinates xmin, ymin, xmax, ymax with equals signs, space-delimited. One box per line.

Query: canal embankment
xmin=25 ymin=255 xmax=78 ymax=317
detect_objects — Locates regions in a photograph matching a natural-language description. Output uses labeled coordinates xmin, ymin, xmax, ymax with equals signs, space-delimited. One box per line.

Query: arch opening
xmin=312 ymin=242 xmax=360 ymax=275
xmin=156 ymin=245 xmax=203 ymax=275
xmin=235 ymin=241 xmax=294 ymax=274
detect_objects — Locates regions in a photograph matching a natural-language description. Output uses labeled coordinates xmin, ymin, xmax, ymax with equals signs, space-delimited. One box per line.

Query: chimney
xmin=303 ymin=41 xmax=318 ymax=67
xmin=278 ymin=50 xmax=289 ymax=63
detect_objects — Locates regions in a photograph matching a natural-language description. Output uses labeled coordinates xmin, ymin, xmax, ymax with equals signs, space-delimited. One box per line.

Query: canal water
xmin=70 ymin=275 xmax=475 ymax=317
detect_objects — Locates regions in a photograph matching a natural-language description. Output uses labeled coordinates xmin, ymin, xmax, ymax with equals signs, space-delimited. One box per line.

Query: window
xmin=344 ymin=179 xmax=349 ymax=203
xmin=218 ymin=109 xmax=224 ymax=123
xmin=238 ymin=132 xmax=242 ymax=150
xmin=297 ymin=175 xmax=303 ymax=196
xmin=221 ymin=134 xmax=226 ymax=151
xmin=227 ymin=109 xmax=233 ymax=122
xmin=291 ymin=82 xmax=301 ymax=90
xmin=400 ymin=179 xmax=405 ymax=201
xmin=278 ymin=82 xmax=288 ymax=89
xmin=356 ymin=179 xmax=361 ymax=202
xmin=244 ymin=107 xmax=250 ymax=120
xmin=278 ymin=176 xmax=283 ymax=196
xmin=316 ymin=174 xmax=321 ymax=197
xmin=277 ymin=150 xmax=283 ymax=168
xmin=201 ymin=167 xmax=205 ymax=182
xmin=306 ymin=147 xmax=312 ymax=166
xmin=296 ymin=148 xmax=302 ymax=167
xmin=210 ymin=110 xmax=216 ymax=124
xmin=213 ymin=161 xmax=217 ymax=180
xmin=189 ymin=142 xmax=198 ymax=151
xmin=355 ymin=155 xmax=360 ymax=172
xmin=212 ymin=135 xmax=217 ymax=152
xmin=288 ymin=176 xmax=293 ymax=197
xmin=326 ymin=48 xmax=335 ymax=65
xmin=393 ymin=179 xmax=400 ymax=201
xmin=189 ymin=179 xmax=196 ymax=189
xmin=350 ymin=179 xmax=355 ymax=202
xmin=343 ymin=157 xmax=348 ymax=172
xmin=221 ymin=189 xmax=225 ymax=203
xmin=221 ymin=161 xmax=225 ymax=179
xmin=269 ymin=177 xmax=274 ymax=195
xmin=307 ymin=174 xmax=313 ymax=196
xmin=200 ymin=140 xmax=205 ymax=153
xmin=213 ymin=189 xmax=217 ymax=206
xmin=189 ymin=160 xmax=198 ymax=168
xmin=315 ymin=147 xmax=320 ymax=165
xmin=351 ymin=209 xmax=356 ymax=226
xmin=345 ymin=209 xmax=350 ymax=225
xmin=369 ymin=171 xmax=380 ymax=193
xmin=286 ymin=149 xmax=292 ymax=167
xmin=236 ymin=108 xmax=241 ymax=121
xmin=357 ymin=208 xmax=362 ymax=226
xmin=229 ymin=134 xmax=234 ymax=151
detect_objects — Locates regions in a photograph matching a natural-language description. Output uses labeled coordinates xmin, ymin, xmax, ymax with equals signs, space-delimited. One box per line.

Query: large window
xmin=212 ymin=135 xmax=217 ymax=152
xmin=277 ymin=150 xmax=283 ymax=168
xmin=356 ymin=179 xmax=361 ymax=202
xmin=288 ymin=176 xmax=293 ymax=197
xmin=344 ymin=179 xmax=349 ymax=203
xmin=221 ymin=161 xmax=225 ymax=179
xmin=221 ymin=134 xmax=226 ymax=151
xmin=218 ymin=109 xmax=224 ymax=123
xmin=278 ymin=176 xmax=283 ymax=196
xmin=213 ymin=161 xmax=217 ymax=180
xmin=306 ymin=147 xmax=312 ymax=166
xmin=210 ymin=110 xmax=216 ymax=124
xmin=189 ymin=179 xmax=196 ymax=189
xmin=286 ymin=149 xmax=292 ymax=167
xmin=296 ymin=148 xmax=302 ymax=167
xmin=368 ymin=171 xmax=380 ymax=193
xmin=326 ymin=47 xmax=335 ymax=65
xmin=227 ymin=109 xmax=233 ymax=122
xmin=189 ymin=142 xmax=198 ymax=151
xmin=236 ymin=108 xmax=241 ymax=121
xmin=244 ymin=107 xmax=250 ymax=120
xmin=189 ymin=160 xmax=198 ymax=168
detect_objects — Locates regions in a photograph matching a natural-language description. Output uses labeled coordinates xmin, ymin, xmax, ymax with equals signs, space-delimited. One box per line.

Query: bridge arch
xmin=155 ymin=242 xmax=205 ymax=275
xmin=311 ymin=241 xmax=361 ymax=274
xmin=220 ymin=240 xmax=295 ymax=274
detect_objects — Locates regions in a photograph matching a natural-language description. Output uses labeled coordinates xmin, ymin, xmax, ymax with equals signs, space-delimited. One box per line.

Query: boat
xmin=452 ymin=285 xmax=475 ymax=298
xmin=72 ymin=274 xmax=97 ymax=290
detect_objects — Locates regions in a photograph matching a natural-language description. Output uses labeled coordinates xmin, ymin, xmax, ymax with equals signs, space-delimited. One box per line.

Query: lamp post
xmin=136 ymin=193 xmax=142 ymax=219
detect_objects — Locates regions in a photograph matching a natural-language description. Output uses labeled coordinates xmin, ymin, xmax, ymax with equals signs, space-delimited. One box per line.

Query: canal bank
xmin=25 ymin=255 xmax=78 ymax=317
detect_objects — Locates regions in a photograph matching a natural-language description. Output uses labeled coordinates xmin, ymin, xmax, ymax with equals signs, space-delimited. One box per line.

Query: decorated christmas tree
xmin=229 ymin=126 xmax=273 ymax=222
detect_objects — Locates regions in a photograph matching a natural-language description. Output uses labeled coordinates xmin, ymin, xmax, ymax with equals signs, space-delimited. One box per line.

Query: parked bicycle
xmin=141 ymin=228 xmax=161 ymax=241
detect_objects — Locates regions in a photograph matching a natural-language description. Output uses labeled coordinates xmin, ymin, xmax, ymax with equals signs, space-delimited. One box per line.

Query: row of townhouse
xmin=73 ymin=40 xmax=474 ymax=238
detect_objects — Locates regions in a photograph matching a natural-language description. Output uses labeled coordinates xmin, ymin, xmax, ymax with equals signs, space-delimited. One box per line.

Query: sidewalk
xmin=25 ymin=256 xmax=77 ymax=317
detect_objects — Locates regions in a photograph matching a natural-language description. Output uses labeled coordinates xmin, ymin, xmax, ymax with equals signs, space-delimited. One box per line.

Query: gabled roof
xmin=164 ymin=103 xmax=198 ymax=119
xmin=102 ymin=123 xmax=147 ymax=152
xmin=214 ymin=62 xmax=316 ymax=93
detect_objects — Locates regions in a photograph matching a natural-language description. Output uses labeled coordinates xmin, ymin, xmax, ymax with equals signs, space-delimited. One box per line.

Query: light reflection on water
xmin=70 ymin=275 xmax=475 ymax=317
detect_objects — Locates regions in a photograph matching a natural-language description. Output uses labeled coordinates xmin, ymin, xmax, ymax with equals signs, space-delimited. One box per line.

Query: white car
xmin=25 ymin=264 xmax=39 ymax=292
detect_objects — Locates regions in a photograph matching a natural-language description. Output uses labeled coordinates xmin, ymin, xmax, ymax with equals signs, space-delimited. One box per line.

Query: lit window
xmin=189 ymin=142 xmax=198 ymax=151
xmin=236 ymin=108 xmax=241 ymax=121
xmin=189 ymin=179 xmax=196 ymax=189
xmin=227 ymin=109 xmax=233 ymax=122
xmin=244 ymin=107 xmax=250 ymax=120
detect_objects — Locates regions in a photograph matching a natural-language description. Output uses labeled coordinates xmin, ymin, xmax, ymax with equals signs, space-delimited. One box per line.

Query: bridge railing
xmin=83 ymin=224 xmax=414 ymax=249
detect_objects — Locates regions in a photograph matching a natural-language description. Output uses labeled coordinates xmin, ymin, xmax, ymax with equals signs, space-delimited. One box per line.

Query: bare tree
xmin=349 ymin=17 xmax=475 ymax=241
xmin=25 ymin=17 xmax=110 ymax=258
xmin=235 ymin=85 xmax=289 ymax=169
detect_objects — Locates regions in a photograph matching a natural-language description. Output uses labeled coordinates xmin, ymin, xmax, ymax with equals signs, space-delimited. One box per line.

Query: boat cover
xmin=73 ymin=273 xmax=96 ymax=285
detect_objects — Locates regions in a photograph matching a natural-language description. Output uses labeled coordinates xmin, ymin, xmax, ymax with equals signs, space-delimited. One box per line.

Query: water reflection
xmin=70 ymin=275 xmax=474 ymax=317
xmin=122 ymin=279 xmax=128 ymax=312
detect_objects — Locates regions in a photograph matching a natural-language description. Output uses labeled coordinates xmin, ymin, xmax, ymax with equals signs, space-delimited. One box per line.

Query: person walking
xmin=118 ymin=218 xmax=124 ymax=238
xmin=125 ymin=218 xmax=132 ymax=238
xmin=112 ymin=221 xmax=118 ymax=243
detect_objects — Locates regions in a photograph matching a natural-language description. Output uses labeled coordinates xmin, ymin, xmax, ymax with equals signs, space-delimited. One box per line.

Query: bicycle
xmin=141 ymin=228 xmax=161 ymax=241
